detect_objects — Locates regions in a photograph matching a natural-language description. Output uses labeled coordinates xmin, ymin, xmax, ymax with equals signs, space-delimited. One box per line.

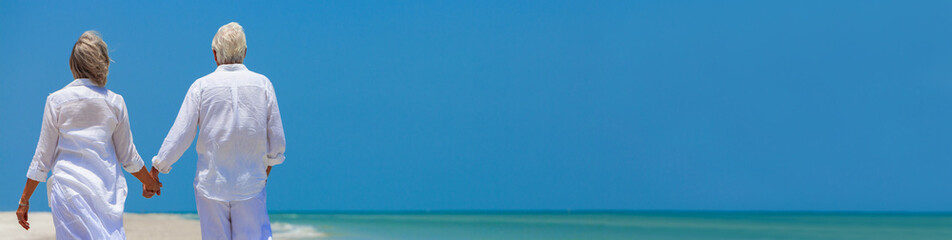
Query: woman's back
xmin=17 ymin=31 xmax=161 ymax=240
xmin=27 ymin=78 xmax=145 ymax=239
xmin=46 ymin=79 xmax=127 ymax=199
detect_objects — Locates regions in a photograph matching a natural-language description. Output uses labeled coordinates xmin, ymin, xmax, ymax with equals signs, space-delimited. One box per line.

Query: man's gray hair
xmin=212 ymin=22 xmax=247 ymax=64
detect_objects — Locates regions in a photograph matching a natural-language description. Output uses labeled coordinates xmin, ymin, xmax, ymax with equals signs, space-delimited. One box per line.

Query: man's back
xmin=153 ymin=64 xmax=286 ymax=202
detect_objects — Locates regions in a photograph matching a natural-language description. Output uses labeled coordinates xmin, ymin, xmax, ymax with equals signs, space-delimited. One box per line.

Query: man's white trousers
xmin=195 ymin=189 xmax=272 ymax=240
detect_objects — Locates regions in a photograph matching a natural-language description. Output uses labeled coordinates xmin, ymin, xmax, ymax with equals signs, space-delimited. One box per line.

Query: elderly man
xmin=151 ymin=22 xmax=285 ymax=239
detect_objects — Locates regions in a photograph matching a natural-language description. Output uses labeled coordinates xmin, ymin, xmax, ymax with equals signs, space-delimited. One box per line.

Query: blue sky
xmin=3 ymin=1 xmax=952 ymax=212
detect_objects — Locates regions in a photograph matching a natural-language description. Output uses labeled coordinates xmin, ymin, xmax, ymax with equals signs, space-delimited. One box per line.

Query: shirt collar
xmin=216 ymin=64 xmax=248 ymax=72
xmin=68 ymin=78 xmax=98 ymax=87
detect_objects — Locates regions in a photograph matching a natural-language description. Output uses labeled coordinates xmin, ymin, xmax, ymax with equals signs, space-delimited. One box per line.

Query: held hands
xmin=142 ymin=180 xmax=161 ymax=198
xmin=147 ymin=167 xmax=163 ymax=198
xmin=151 ymin=166 xmax=161 ymax=187
xmin=133 ymin=166 xmax=162 ymax=198
xmin=143 ymin=167 xmax=162 ymax=198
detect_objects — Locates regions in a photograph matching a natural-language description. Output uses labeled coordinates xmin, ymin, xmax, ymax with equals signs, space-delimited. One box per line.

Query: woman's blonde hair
xmin=69 ymin=31 xmax=110 ymax=87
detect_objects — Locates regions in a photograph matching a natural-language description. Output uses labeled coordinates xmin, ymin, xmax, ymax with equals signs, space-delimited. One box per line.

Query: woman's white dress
xmin=26 ymin=79 xmax=145 ymax=239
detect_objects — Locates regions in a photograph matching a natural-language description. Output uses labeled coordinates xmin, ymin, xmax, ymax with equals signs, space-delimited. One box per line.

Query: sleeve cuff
xmin=152 ymin=156 xmax=172 ymax=174
xmin=122 ymin=155 xmax=145 ymax=173
xmin=26 ymin=169 xmax=48 ymax=182
xmin=266 ymin=154 xmax=285 ymax=166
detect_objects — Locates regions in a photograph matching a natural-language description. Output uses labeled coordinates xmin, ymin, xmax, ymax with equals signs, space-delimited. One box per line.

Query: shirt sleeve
xmin=266 ymin=81 xmax=286 ymax=166
xmin=152 ymin=83 xmax=201 ymax=173
xmin=26 ymin=96 xmax=59 ymax=182
xmin=112 ymin=95 xmax=145 ymax=173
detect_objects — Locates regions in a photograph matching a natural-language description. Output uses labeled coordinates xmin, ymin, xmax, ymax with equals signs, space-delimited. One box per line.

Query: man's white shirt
xmin=152 ymin=64 xmax=286 ymax=201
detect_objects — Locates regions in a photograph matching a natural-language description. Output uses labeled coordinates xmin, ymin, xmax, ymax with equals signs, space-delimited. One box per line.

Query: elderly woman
xmin=15 ymin=31 xmax=162 ymax=239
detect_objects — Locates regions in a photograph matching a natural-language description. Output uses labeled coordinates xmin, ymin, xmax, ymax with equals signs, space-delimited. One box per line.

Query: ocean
xmin=257 ymin=212 xmax=952 ymax=239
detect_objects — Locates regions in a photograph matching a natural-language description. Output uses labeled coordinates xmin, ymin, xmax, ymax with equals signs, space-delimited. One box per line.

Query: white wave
xmin=271 ymin=222 xmax=327 ymax=239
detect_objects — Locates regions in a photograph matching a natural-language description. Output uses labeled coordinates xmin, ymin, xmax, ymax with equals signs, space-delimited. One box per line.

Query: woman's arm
xmin=112 ymin=96 xmax=147 ymax=175
xmin=20 ymin=97 xmax=59 ymax=230
xmin=17 ymin=179 xmax=38 ymax=230
xmin=27 ymin=97 xmax=59 ymax=182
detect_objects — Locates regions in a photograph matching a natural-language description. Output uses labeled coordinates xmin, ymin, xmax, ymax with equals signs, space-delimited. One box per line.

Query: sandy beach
xmin=1 ymin=212 xmax=202 ymax=240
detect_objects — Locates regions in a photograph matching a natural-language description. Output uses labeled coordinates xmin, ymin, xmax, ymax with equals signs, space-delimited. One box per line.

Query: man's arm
xmin=152 ymin=83 xmax=201 ymax=174
xmin=265 ymin=81 xmax=286 ymax=168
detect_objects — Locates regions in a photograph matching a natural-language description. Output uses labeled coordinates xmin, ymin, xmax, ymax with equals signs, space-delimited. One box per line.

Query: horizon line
xmin=106 ymin=209 xmax=952 ymax=215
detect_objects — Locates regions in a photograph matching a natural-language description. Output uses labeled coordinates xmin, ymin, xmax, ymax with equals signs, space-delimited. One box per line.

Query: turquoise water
xmin=264 ymin=212 xmax=952 ymax=239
